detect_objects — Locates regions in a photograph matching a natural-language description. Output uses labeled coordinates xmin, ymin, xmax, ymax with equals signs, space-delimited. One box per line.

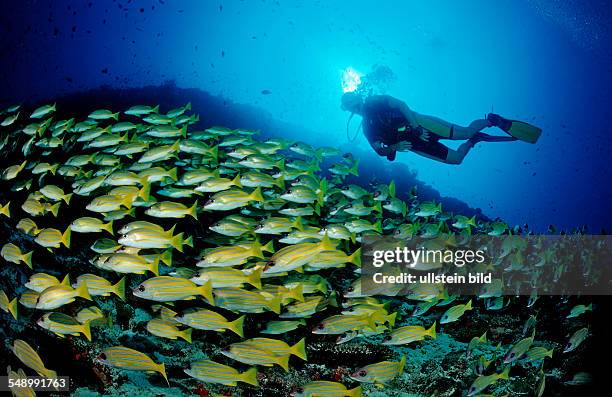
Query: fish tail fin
xmin=49 ymin=164 xmax=59 ymax=175
xmin=184 ymin=235 xmax=194 ymax=248
xmin=249 ymin=187 xmax=264 ymax=202
xmin=198 ymin=280 xmax=214 ymax=305
xmin=290 ymin=284 xmax=305 ymax=303
xmin=387 ymin=312 xmax=397 ymax=327
xmin=499 ymin=365 xmax=511 ymax=380
xmin=239 ymin=367 xmax=259 ymax=386
xmin=319 ymin=233 xmax=337 ymax=251
xmin=60 ymin=274 xmax=71 ymax=286
xmin=546 ymin=348 xmax=554 ymax=358
xmin=292 ymin=216 xmax=304 ymax=231
xmin=276 ymin=354 xmax=290 ymax=372
xmin=188 ymin=200 xmax=198 ymax=219
xmin=209 ymin=145 xmax=219 ymax=162
xmin=231 ymin=174 xmax=242 ymax=188
xmin=22 ymin=250 xmax=34 ymax=269
xmin=167 ymin=167 xmax=178 ymax=182
xmin=152 ymin=105 xmax=160 ymax=113
xmin=261 ymin=240 xmax=275 ymax=254
xmin=267 ymin=294 xmax=282 ymax=314
xmin=171 ymin=233 xmax=185 ymax=252
xmin=347 ymin=386 xmax=362 ymax=397
xmin=290 ymin=337 xmax=307 ymax=361
xmin=373 ymin=201 xmax=383 ymax=215
xmin=171 ymin=140 xmax=180 ymax=152
xmin=427 ymin=322 xmax=437 ymax=339
xmin=44 ymin=369 xmax=58 ymax=379
xmin=180 ymin=327 xmax=193 ymax=343
xmin=0 ymin=202 xmax=9 ymax=217
xmin=49 ymin=202 xmax=60 ymax=217
xmin=112 ymin=112 xmax=119 ymax=120
xmin=158 ymin=363 xmax=169 ymax=386
xmin=374 ymin=220 xmax=382 ymax=233
xmin=103 ymin=220 xmax=114 ymax=235
xmin=389 ymin=180 xmax=396 ymax=198
xmin=401 ymin=201 xmax=407 ymax=217
xmin=62 ymin=226 xmax=71 ymax=248
xmin=149 ymin=257 xmax=161 ymax=277
xmin=275 ymin=159 xmax=285 ymax=171
xmin=349 ymin=248 xmax=361 ymax=267
xmin=465 ymin=299 xmax=473 ymax=311
xmin=159 ymin=249 xmax=173 ymax=266
xmin=185 ymin=102 xmax=192 ymax=111
xmin=274 ymin=176 xmax=285 ymax=190
xmin=81 ymin=320 xmax=92 ymax=341
xmin=247 ymin=267 xmax=262 ymax=289
xmin=316 ymin=279 xmax=328 ymax=294
xmin=63 ymin=193 xmax=73 ymax=205
xmin=76 ymin=281 xmax=92 ymax=301
xmin=113 ymin=276 xmax=126 ymax=301
xmin=398 ymin=355 xmax=407 ymax=374
xmin=349 ymin=159 xmax=360 ymax=176
xmin=8 ymin=297 xmax=18 ymax=320
xmin=314 ymin=202 xmax=321 ymax=216
xmin=228 ymin=315 xmax=245 ymax=337
xmin=180 ymin=125 xmax=187 ymax=138
xmin=586 ymin=303 xmax=593 ymax=311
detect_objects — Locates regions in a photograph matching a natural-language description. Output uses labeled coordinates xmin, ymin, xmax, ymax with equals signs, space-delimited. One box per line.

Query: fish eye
xmin=347 ymin=286 xmax=354 ymax=292
xmin=266 ymin=261 xmax=275 ymax=267
xmin=296 ymin=387 xmax=303 ymax=393
xmin=99 ymin=352 xmax=107 ymax=360
xmin=317 ymin=323 xmax=325 ymax=329
xmin=383 ymin=335 xmax=391 ymax=342
xmin=469 ymin=387 xmax=475 ymax=393
xmin=373 ymin=191 xmax=381 ymax=197
xmin=222 ymin=345 xmax=230 ymax=352
xmin=359 ymin=370 xmax=367 ymax=377
xmin=137 ymin=285 xmax=145 ymax=292
xmin=287 ymin=189 xmax=292 ymax=194
xmin=346 ymin=307 xmax=354 ymax=312
xmin=509 ymin=352 xmax=515 ymax=358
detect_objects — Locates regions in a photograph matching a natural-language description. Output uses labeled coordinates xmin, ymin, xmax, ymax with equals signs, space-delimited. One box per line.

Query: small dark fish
xmin=101 ymin=68 xmax=108 ymax=74
xmin=221 ymin=50 xmax=225 ymax=57
xmin=261 ymin=90 xmax=272 ymax=95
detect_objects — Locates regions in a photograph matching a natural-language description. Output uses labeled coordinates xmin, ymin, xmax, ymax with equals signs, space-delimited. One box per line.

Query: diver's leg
xmin=444 ymin=141 xmax=474 ymax=164
xmin=415 ymin=113 xmax=490 ymax=140
xmin=448 ymin=119 xmax=491 ymax=140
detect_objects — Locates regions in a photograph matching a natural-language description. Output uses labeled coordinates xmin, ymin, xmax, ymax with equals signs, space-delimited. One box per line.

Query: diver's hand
xmin=392 ymin=141 xmax=412 ymax=151
xmin=418 ymin=130 xmax=430 ymax=142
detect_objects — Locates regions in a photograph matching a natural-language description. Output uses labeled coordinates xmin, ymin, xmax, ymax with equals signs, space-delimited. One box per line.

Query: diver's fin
xmin=472 ymin=132 xmax=517 ymax=143
xmin=487 ymin=113 xmax=542 ymax=143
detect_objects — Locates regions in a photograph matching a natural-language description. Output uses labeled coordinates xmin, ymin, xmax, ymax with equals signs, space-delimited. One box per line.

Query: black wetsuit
xmin=362 ymin=95 xmax=449 ymax=161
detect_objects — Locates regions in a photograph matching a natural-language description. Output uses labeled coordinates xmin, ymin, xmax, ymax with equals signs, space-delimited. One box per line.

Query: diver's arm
xmin=387 ymin=97 xmax=419 ymax=129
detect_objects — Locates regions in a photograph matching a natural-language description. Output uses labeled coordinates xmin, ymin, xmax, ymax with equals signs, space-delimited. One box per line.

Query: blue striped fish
xmin=146 ymin=318 xmax=192 ymax=343
xmin=291 ymin=381 xmax=362 ymax=397
xmin=350 ymin=356 xmax=406 ymax=385
xmin=12 ymin=339 xmax=57 ymax=378
xmin=35 ymin=282 xmax=92 ymax=310
xmin=132 ymin=276 xmax=214 ymax=305
xmin=37 ymin=312 xmax=92 ymax=341
xmin=184 ymin=360 xmax=258 ymax=386
xmin=214 ymin=287 xmax=281 ymax=314
xmin=175 ymin=308 xmax=244 ymax=337
xmin=99 ymin=346 xmax=168 ymax=385
xmin=74 ymin=274 xmax=125 ymax=301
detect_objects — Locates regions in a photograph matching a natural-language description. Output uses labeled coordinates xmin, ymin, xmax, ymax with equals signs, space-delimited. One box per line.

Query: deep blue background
xmin=0 ymin=0 xmax=610 ymax=232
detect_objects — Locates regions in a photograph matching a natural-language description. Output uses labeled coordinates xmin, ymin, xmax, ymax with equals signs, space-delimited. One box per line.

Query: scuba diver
xmin=340 ymin=92 xmax=541 ymax=164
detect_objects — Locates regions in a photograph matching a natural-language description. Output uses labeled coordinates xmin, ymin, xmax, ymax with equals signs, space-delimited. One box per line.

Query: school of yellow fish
xmin=0 ymin=102 xmax=593 ymax=396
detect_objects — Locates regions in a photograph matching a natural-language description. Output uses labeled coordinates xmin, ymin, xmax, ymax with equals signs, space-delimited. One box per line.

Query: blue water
xmin=1 ymin=0 xmax=610 ymax=232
